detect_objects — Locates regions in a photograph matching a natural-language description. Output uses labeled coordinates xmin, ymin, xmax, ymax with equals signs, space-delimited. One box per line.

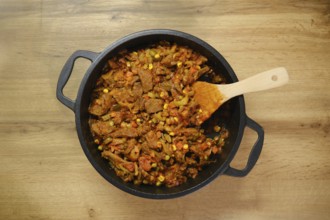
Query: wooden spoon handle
xmin=219 ymin=67 xmax=289 ymax=102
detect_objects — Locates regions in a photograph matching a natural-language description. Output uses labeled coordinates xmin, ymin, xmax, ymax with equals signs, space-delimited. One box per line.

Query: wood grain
xmin=0 ymin=0 xmax=329 ymax=219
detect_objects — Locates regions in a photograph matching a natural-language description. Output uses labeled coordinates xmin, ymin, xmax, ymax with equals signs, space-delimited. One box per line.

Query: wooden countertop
xmin=1 ymin=0 xmax=329 ymax=219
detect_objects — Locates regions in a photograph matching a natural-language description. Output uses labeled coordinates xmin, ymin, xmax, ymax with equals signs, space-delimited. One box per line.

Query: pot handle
xmin=224 ymin=116 xmax=264 ymax=177
xmin=56 ymin=50 xmax=99 ymax=111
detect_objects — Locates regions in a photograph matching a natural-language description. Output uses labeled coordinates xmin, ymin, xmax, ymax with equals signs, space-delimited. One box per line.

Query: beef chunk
xmin=144 ymin=98 xmax=164 ymax=113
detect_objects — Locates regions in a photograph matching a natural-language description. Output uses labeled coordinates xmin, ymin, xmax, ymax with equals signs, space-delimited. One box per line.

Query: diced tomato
xmin=122 ymin=163 xmax=135 ymax=172
xmin=138 ymin=156 xmax=152 ymax=171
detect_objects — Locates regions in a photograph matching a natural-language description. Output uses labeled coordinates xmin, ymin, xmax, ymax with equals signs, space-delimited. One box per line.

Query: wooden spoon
xmin=192 ymin=67 xmax=289 ymax=124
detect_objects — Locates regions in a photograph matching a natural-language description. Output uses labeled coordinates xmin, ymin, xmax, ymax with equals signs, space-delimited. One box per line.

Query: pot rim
xmin=74 ymin=29 xmax=246 ymax=199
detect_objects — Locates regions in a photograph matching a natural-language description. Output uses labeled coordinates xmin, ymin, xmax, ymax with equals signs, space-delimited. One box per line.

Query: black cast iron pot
xmin=56 ymin=29 xmax=264 ymax=199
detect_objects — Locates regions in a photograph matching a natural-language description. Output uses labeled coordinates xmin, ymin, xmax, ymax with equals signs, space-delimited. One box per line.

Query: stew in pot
xmin=88 ymin=41 xmax=228 ymax=187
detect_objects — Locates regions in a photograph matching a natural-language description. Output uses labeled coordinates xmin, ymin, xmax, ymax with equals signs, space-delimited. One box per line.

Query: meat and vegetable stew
xmin=88 ymin=41 xmax=229 ymax=187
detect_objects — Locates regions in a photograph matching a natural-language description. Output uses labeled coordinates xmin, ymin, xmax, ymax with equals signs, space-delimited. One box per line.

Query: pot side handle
xmin=56 ymin=50 xmax=99 ymax=111
xmin=224 ymin=116 xmax=264 ymax=177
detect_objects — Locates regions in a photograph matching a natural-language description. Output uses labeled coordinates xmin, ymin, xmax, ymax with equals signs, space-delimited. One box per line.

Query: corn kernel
xmin=103 ymin=88 xmax=109 ymax=93
xmin=158 ymin=175 xmax=165 ymax=182
xmin=136 ymin=118 xmax=141 ymax=123
xmin=183 ymin=144 xmax=189 ymax=150
xmin=169 ymin=132 xmax=175 ymax=136
xmin=198 ymin=108 xmax=203 ymax=113
xmin=177 ymin=61 xmax=182 ymax=67
xmin=151 ymin=163 xmax=157 ymax=168
xmin=163 ymin=103 xmax=168 ymax=110
xmin=159 ymin=91 xmax=165 ymax=98
xmin=214 ymin=125 xmax=221 ymax=132
xmin=148 ymin=63 xmax=153 ymax=70
xmin=94 ymin=139 xmax=100 ymax=144
xmin=156 ymin=181 xmax=162 ymax=186
xmin=109 ymin=120 xmax=114 ymax=126
xmin=126 ymin=62 xmax=131 ymax=67
xmin=154 ymin=53 xmax=160 ymax=59
xmin=173 ymin=117 xmax=179 ymax=122
xmin=98 ymin=145 xmax=103 ymax=151
xmin=172 ymin=144 xmax=177 ymax=151
xmin=133 ymin=51 xmax=138 ymax=55
xmin=164 ymin=155 xmax=170 ymax=161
